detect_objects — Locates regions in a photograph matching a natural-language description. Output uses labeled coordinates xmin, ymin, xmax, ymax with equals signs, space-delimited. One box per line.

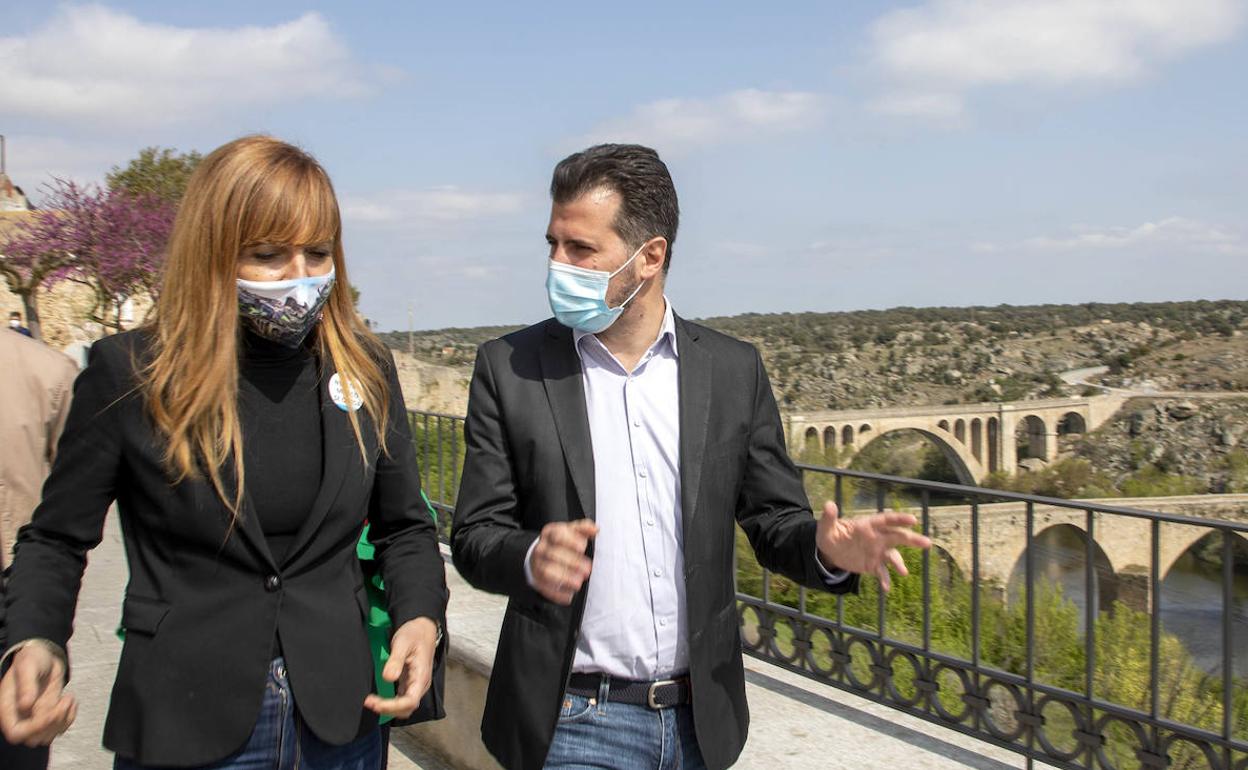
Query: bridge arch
xmin=1158 ymin=528 xmax=1248 ymax=581
xmin=1006 ymin=523 xmax=1118 ymax=616
xmin=1058 ymin=412 xmax=1087 ymax=435
xmin=823 ymin=426 xmax=837 ymax=450
xmin=853 ymin=427 xmax=978 ymax=486
xmin=1016 ymin=414 xmax=1049 ymax=462
xmin=803 ymin=427 xmax=820 ymax=454
xmin=954 ymin=419 xmax=966 ymax=444
xmin=971 ymin=418 xmax=983 ymax=462
xmin=987 ymin=418 xmax=1000 ymax=473
xmin=842 ymin=425 xmax=854 ymax=447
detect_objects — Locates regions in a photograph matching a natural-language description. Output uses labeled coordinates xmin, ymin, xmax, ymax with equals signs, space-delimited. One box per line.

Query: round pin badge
xmin=328 ymin=372 xmax=364 ymax=412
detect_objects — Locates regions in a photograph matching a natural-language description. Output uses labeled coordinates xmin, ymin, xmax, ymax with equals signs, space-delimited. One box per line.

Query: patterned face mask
xmin=237 ymin=269 xmax=336 ymax=348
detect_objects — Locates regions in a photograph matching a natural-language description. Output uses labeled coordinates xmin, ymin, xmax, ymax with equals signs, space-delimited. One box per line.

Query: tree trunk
xmin=20 ymin=288 xmax=41 ymax=341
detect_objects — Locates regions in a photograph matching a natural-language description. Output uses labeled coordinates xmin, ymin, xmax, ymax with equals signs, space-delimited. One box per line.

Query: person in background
xmin=9 ymin=311 xmax=33 ymax=337
xmin=0 ymin=326 xmax=77 ymax=770
xmin=0 ymin=135 xmax=447 ymax=769
xmin=451 ymin=143 xmax=930 ymax=770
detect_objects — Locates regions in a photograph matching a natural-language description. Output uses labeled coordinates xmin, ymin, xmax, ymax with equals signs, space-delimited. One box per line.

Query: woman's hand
xmin=0 ymin=643 xmax=78 ymax=747
xmin=363 ymin=617 xmax=439 ymax=719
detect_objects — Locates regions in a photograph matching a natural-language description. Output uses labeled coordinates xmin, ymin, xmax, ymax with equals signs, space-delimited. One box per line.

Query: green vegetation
xmin=982 ymin=458 xmax=1210 ymax=499
xmin=106 ymin=146 xmax=202 ymax=202
xmin=1224 ymin=450 xmax=1248 ymax=494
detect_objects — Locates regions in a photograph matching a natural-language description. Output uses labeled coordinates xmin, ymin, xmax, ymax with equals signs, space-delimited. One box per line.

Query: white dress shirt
xmin=525 ymin=300 xmax=845 ymax=680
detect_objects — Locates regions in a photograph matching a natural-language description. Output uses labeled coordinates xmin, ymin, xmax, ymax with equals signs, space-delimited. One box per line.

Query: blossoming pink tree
xmin=0 ymin=179 xmax=175 ymax=338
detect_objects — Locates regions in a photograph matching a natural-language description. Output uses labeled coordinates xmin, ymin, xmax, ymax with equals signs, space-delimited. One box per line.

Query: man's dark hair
xmin=551 ymin=144 xmax=679 ymax=272
xmin=9 ymin=311 xmax=19 ymax=319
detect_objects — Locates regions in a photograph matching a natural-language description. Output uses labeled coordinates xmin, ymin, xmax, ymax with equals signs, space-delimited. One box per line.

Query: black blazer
xmin=2 ymin=330 xmax=448 ymax=767
xmin=451 ymin=316 xmax=857 ymax=770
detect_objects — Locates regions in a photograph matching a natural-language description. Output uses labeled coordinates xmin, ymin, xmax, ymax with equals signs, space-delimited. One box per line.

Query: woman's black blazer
xmin=2 ymin=330 xmax=448 ymax=766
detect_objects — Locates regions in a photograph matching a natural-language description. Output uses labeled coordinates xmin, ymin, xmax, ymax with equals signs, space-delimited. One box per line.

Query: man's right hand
xmin=529 ymin=520 xmax=599 ymax=605
xmin=0 ymin=643 xmax=77 ymax=747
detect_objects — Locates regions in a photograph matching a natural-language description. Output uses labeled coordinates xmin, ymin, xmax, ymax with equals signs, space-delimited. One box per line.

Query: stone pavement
xmin=46 ymin=513 xmax=450 ymax=770
xmin=48 ymin=512 xmax=1033 ymax=769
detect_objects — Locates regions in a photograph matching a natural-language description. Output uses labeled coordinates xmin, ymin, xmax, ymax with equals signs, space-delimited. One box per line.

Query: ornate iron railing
xmin=408 ymin=408 xmax=1248 ymax=769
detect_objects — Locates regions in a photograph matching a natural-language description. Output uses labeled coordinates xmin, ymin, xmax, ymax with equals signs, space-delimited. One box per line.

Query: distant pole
xmin=1 ymin=134 xmax=6 ymax=174
xmin=407 ymin=304 xmax=414 ymax=357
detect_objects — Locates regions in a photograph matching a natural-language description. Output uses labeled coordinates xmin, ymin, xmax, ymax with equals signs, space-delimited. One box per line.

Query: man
xmin=0 ymin=329 xmax=78 ymax=769
xmin=9 ymin=312 xmax=33 ymax=337
xmin=451 ymin=144 xmax=930 ymax=770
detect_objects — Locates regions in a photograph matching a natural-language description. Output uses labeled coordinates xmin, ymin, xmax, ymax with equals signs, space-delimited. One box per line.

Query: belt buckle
xmin=647 ymin=678 xmax=679 ymax=709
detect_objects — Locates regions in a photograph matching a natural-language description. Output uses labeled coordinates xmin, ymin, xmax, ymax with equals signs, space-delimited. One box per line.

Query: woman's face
xmin=236 ymin=241 xmax=335 ymax=282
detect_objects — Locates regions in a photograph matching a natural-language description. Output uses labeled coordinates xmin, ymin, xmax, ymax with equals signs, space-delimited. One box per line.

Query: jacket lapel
xmin=214 ymin=458 xmax=278 ymax=571
xmin=539 ymin=321 xmax=596 ymax=521
xmin=676 ymin=317 xmax=711 ymax=542
xmin=280 ymin=363 xmax=352 ymax=567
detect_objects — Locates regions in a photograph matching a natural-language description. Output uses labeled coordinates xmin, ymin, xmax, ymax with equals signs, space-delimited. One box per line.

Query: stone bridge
xmin=786 ymin=395 xmax=1129 ymax=483
xmin=887 ymin=494 xmax=1248 ymax=612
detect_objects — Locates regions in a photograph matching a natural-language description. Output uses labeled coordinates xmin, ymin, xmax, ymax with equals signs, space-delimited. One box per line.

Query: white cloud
xmin=0 ymin=135 xmax=124 ymax=192
xmin=869 ymin=0 xmax=1245 ymax=118
xmin=574 ymin=89 xmax=827 ymax=154
xmin=342 ymin=187 xmax=529 ymax=226
xmin=0 ymin=5 xmax=374 ymax=127
xmin=978 ymin=217 xmax=1247 ymax=255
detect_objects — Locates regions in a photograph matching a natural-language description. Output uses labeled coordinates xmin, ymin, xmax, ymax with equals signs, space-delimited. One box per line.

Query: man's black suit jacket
xmin=1 ymin=330 xmax=449 ymax=767
xmin=451 ymin=316 xmax=857 ymax=770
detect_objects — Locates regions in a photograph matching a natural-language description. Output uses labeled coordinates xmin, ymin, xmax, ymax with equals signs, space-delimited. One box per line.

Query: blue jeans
xmin=544 ymin=681 xmax=707 ymax=770
xmin=114 ymin=658 xmax=381 ymax=770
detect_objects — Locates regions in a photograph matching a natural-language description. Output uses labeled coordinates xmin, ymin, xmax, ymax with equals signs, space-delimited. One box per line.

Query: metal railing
xmin=408 ymin=408 xmax=1248 ymax=770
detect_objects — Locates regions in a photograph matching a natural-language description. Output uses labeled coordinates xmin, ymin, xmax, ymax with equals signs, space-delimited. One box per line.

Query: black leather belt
xmin=566 ymin=672 xmax=692 ymax=709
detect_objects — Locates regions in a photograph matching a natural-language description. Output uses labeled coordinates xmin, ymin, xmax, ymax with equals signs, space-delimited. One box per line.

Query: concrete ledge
xmin=397 ymin=558 xmax=505 ymax=770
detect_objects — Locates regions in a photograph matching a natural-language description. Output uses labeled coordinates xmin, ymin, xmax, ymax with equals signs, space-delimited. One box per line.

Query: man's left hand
xmin=363 ymin=617 xmax=439 ymax=718
xmin=815 ymin=501 xmax=932 ymax=592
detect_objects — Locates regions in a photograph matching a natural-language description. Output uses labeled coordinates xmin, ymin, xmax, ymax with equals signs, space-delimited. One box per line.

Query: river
xmin=1021 ymin=527 xmax=1248 ymax=678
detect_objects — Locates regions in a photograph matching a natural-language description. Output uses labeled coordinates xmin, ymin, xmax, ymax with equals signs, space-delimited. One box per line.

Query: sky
xmin=2 ymin=1 xmax=1246 ymax=331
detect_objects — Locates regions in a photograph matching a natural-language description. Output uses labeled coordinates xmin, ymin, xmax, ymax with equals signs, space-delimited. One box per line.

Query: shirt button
xmin=633 ymin=419 xmax=641 ymax=427
xmin=653 ymin=568 xmax=662 ymax=577
xmin=638 ymin=469 xmax=648 ymax=478
xmin=647 ymin=519 xmax=655 ymax=526
xmin=659 ymin=618 xmax=668 ymax=627
xmin=264 ymin=575 xmax=282 ymax=592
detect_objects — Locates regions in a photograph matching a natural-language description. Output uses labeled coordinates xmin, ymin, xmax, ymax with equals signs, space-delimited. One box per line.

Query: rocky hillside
xmin=383 ymin=300 xmax=1248 ymax=413
xmin=1071 ymin=397 xmax=1248 ymax=494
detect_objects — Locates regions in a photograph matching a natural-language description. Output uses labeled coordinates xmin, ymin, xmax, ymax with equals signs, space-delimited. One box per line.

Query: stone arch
xmin=1159 ymin=530 xmax=1248 ymax=674
xmin=1015 ymin=414 xmax=1048 ymax=462
xmin=1058 ymin=412 xmax=1087 ymax=435
xmin=954 ymin=419 xmax=967 ymax=444
xmin=987 ymin=417 xmax=1000 ymax=473
xmin=803 ymin=427 xmax=820 ymax=454
xmin=842 ymin=425 xmax=854 ymax=447
xmin=859 ymin=424 xmax=872 ymax=438
xmin=852 ymin=427 xmax=977 ymax=485
xmin=938 ymin=419 xmax=950 ymax=432
xmin=823 ymin=426 xmax=837 ymax=450
xmin=1006 ymin=523 xmax=1118 ymax=618
xmin=970 ymin=418 xmax=983 ymax=462
xmin=1158 ymin=528 xmax=1248 ymax=581
xmin=930 ymin=544 xmax=964 ymax=590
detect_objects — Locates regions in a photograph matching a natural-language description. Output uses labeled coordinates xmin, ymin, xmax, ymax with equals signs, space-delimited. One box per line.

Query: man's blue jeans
xmin=544 ymin=681 xmax=707 ymax=770
xmin=114 ymin=658 xmax=381 ymax=770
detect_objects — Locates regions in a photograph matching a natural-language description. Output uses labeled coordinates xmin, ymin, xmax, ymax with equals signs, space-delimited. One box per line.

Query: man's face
xmin=545 ymin=188 xmax=642 ymax=308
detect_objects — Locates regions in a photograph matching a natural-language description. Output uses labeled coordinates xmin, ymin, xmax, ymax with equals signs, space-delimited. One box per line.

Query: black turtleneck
xmin=238 ymin=330 xmax=323 ymax=566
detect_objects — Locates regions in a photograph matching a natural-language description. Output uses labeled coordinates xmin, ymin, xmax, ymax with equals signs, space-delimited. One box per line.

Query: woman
xmin=0 ymin=136 xmax=447 ymax=769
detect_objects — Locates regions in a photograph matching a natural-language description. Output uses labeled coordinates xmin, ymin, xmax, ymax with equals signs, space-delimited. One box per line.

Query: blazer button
xmin=264 ymin=575 xmax=282 ymax=592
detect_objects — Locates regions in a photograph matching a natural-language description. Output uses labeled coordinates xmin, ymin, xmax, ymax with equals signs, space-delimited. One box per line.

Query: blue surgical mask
xmin=546 ymin=245 xmax=647 ymax=333
xmin=237 ymin=269 xmax=336 ymax=347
